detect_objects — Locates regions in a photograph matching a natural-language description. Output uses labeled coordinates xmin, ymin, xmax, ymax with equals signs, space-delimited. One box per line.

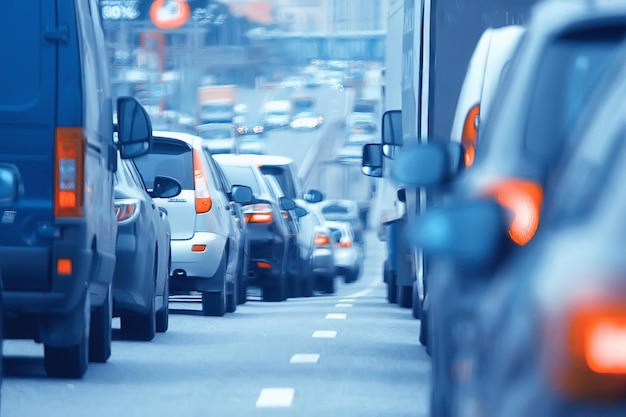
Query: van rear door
xmin=0 ymin=2 xmax=58 ymax=290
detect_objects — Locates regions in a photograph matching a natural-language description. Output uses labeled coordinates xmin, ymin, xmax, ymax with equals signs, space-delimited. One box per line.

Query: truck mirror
xmin=116 ymin=96 xmax=153 ymax=159
xmin=361 ymin=143 xmax=383 ymax=177
xmin=381 ymin=109 xmax=403 ymax=159
xmin=0 ymin=165 xmax=20 ymax=204
xmin=391 ymin=141 xmax=465 ymax=187
xmin=397 ymin=188 xmax=406 ymax=202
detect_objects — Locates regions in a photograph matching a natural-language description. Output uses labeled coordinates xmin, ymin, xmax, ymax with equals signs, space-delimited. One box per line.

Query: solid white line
xmin=290 ymin=354 xmax=320 ymax=364
xmin=312 ymin=330 xmax=337 ymax=338
xmin=335 ymin=303 xmax=353 ymax=308
xmin=326 ymin=313 xmax=347 ymax=320
xmin=255 ymin=388 xmax=295 ymax=408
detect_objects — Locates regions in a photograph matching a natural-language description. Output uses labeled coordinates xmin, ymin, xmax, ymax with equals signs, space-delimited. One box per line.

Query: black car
xmin=113 ymin=156 xmax=181 ymax=341
xmin=213 ymin=154 xmax=298 ymax=302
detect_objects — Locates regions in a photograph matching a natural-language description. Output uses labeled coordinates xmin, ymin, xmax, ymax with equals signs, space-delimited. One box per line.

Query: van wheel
xmin=156 ymin=279 xmax=169 ymax=333
xmin=89 ymin=284 xmax=112 ymax=362
xmin=44 ymin=295 xmax=89 ymax=379
xmin=412 ymin=281 xmax=421 ymax=320
xmin=300 ymin=272 xmax=314 ymax=297
xmin=397 ymin=284 xmax=413 ymax=309
xmin=237 ymin=274 xmax=248 ymax=305
xmin=385 ymin=263 xmax=397 ymax=304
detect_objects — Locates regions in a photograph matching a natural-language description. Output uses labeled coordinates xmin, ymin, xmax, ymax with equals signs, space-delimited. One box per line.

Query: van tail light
xmin=542 ymin=283 xmax=626 ymax=402
xmin=482 ymin=179 xmax=543 ymax=246
xmin=314 ymin=233 xmax=330 ymax=247
xmin=244 ymin=204 xmax=274 ymax=223
xmin=115 ymin=198 xmax=141 ymax=225
xmin=282 ymin=210 xmax=289 ymax=219
xmin=193 ymin=150 xmax=212 ymax=214
xmin=55 ymin=127 xmax=85 ymax=218
xmin=461 ymin=104 xmax=480 ymax=167
xmin=338 ymin=239 xmax=353 ymax=248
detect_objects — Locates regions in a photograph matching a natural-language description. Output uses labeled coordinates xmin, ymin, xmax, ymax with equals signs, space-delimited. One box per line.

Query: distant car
xmin=290 ymin=111 xmax=324 ymax=130
xmin=133 ymin=131 xmax=253 ymax=317
xmin=113 ymin=156 xmax=181 ymax=341
xmin=236 ymin=115 xmax=267 ymax=136
xmin=295 ymin=199 xmax=337 ymax=294
xmin=344 ymin=112 xmax=378 ymax=143
xmin=325 ymin=220 xmax=364 ymax=284
xmin=318 ymin=199 xmax=365 ymax=247
xmin=195 ymin=122 xmax=237 ymax=154
xmin=213 ymin=154 xmax=299 ymax=302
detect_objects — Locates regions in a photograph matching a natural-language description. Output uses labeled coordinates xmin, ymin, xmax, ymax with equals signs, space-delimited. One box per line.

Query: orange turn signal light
xmin=57 ymin=258 xmax=73 ymax=275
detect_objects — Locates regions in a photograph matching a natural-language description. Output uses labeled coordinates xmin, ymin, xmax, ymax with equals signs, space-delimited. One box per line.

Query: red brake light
xmin=193 ymin=150 xmax=212 ymax=214
xmin=338 ymin=239 xmax=353 ymax=248
xmin=55 ymin=127 xmax=85 ymax=217
xmin=314 ymin=233 xmax=330 ymax=246
xmin=482 ymin=179 xmax=543 ymax=246
xmin=542 ymin=281 xmax=626 ymax=402
xmin=244 ymin=204 xmax=273 ymax=223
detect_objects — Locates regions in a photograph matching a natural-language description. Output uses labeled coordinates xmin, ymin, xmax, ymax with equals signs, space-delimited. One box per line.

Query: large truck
xmin=197 ymin=84 xmax=237 ymax=124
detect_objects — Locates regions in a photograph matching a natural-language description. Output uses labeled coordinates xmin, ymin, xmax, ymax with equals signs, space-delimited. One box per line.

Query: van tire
xmin=397 ymin=284 xmax=413 ymax=309
xmin=89 ymin=285 xmax=112 ymax=362
xmin=385 ymin=262 xmax=397 ymax=304
xmin=44 ymin=295 xmax=90 ymax=379
xmin=412 ymin=281 xmax=421 ymax=320
xmin=226 ymin=280 xmax=237 ymax=313
xmin=320 ymin=275 xmax=336 ymax=294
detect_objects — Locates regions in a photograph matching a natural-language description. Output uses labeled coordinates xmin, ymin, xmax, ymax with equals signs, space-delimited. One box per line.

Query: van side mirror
xmin=116 ymin=96 xmax=153 ymax=159
xmin=392 ymin=141 xmax=465 ymax=188
xmin=381 ymin=109 xmax=403 ymax=159
xmin=397 ymin=188 xmax=406 ymax=203
xmin=361 ymin=143 xmax=383 ymax=177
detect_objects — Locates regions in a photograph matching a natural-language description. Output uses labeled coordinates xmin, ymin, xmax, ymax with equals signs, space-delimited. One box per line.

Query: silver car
xmin=133 ymin=131 xmax=253 ymax=317
xmin=325 ymin=220 xmax=364 ymax=284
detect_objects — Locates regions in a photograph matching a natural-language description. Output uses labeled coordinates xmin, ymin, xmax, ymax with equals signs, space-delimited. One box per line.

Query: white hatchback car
xmin=133 ymin=131 xmax=253 ymax=317
xmin=195 ymin=122 xmax=237 ymax=154
xmin=325 ymin=220 xmax=364 ymax=284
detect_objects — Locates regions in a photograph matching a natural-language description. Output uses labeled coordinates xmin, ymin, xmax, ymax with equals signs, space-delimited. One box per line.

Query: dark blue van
xmin=0 ymin=0 xmax=153 ymax=378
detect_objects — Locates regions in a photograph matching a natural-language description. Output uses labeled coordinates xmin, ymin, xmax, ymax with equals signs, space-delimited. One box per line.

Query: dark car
xmin=390 ymin=2 xmax=626 ymax=416
xmin=213 ymin=154 xmax=298 ymax=302
xmin=112 ymin=156 xmax=181 ymax=341
xmin=263 ymin=173 xmax=312 ymax=298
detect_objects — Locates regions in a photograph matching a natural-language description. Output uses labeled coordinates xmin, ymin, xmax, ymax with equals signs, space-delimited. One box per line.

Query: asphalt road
xmin=2 ymin=232 xmax=431 ymax=417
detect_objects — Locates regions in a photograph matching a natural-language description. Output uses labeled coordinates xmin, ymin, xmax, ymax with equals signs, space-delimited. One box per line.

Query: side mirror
xmin=408 ymin=198 xmax=510 ymax=272
xmin=391 ymin=141 xmax=465 ymax=188
xmin=361 ymin=143 xmax=383 ymax=178
xmin=381 ymin=109 xmax=403 ymax=159
xmin=0 ymin=165 xmax=20 ymax=204
xmin=303 ymin=189 xmax=324 ymax=203
xmin=231 ymin=185 xmax=253 ymax=204
xmin=116 ymin=96 xmax=153 ymax=159
xmin=280 ymin=197 xmax=296 ymax=211
xmin=295 ymin=206 xmax=308 ymax=218
xmin=150 ymin=176 xmax=182 ymax=199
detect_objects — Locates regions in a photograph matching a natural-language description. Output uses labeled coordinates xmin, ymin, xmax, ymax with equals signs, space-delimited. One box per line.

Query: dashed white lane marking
xmin=312 ymin=330 xmax=337 ymax=338
xmin=339 ymin=298 xmax=356 ymax=303
xmin=325 ymin=313 xmax=347 ymax=320
xmin=290 ymin=354 xmax=320 ymax=364
xmin=255 ymin=388 xmax=295 ymax=408
xmin=335 ymin=303 xmax=353 ymax=308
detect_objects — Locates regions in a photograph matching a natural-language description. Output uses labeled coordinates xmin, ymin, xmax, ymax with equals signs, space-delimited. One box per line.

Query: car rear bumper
xmin=311 ymin=248 xmax=335 ymax=276
xmin=170 ymin=232 xmax=226 ymax=280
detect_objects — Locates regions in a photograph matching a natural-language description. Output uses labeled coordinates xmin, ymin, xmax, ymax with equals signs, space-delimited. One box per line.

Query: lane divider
xmin=255 ymin=388 xmax=295 ymax=408
xmin=325 ymin=313 xmax=347 ymax=320
xmin=290 ymin=354 xmax=320 ymax=364
xmin=334 ymin=303 xmax=353 ymax=308
xmin=312 ymin=330 xmax=337 ymax=338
